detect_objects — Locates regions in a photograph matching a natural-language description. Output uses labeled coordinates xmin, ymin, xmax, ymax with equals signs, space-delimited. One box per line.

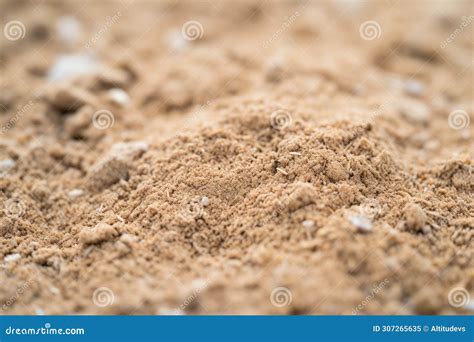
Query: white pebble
xmin=166 ymin=30 xmax=189 ymax=52
xmin=200 ymin=196 xmax=209 ymax=207
xmin=35 ymin=308 xmax=45 ymax=315
xmin=49 ymin=286 xmax=60 ymax=295
xmin=0 ymin=158 xmax=15 ymax=171
xmin=302 ymin=220 xmax=315 ymax=228
xmin=68 ymin=188 xmax=84 ymax=199
xmin=48 ymin=54 xmax=100 ymax=82
xmin=349 ymin=215 xmax=373 ymax=233
xmin=404 ymin=80 xmax=424 ymax=97
xmin=108 ymin=88 xmax=130 ymax=107
xmin=465 ymin=300 xmax=474 ymax=312
xmin=461 ymin=129 xmax=470 ymax=140
xmin=4 ymin=253 xmax=21 ymax=263
xmin=57 ymin=16 xmax=81 ymax=47
xmin=158 ymin=307 xmax=183 ymax=315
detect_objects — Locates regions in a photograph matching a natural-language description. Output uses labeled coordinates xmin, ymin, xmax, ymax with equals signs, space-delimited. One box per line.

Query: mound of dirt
xmin=0 ymin=0 xmax=472 ymax=315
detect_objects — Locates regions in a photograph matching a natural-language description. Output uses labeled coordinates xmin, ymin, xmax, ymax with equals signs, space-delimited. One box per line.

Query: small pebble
xmin=56 ymin=16 xmax=81 ymax=47
xmin=403 ymin=203 xmax=427 ymax=233
xmin=35 ymin=308 xmax=45 ymax=315
xmin=166 ymin=30 xmax=189 ymax=52
xmin=48 ymin=54 xmax=100 ymax=82
xmin=302 ymin=219 xmax=315 ymax=228
xmin=108 ymin=88 xmax=130 ymax=107
xmin=4 ymin=253 xmax=21 ymax=263
xmin=109 ymin=141 xmax=148 ymax=160
xmin=0 ymin=158 xmax=15 ymax=171
xmin=349 ymin=215 xmax=373 ymax=233
xmin=120 ymin=233 xmax=137 ymax=247
xmin=200 ymin=196 xmax=209 ymax=207
xmin=88 ymin=158 xmax=129 ymax=191
xmin=326 ymin=160 xmax=348 ymax=182
xmin=68 ymin=188 xmax=84 ymax=199
xmin=49 ymin=286 xmax=60 ymax=295
xmin=461 ymin=129 xmax=470 ymax=140
xmin=158 ymin=308 xmax=183 ymax=315
xmin=79 ymin=222 xmax=118 ymax=245
xmin=465 ymin=300 xmax=474 ymax=312
xmin=404 ymin=79 xmax=424 ymax=97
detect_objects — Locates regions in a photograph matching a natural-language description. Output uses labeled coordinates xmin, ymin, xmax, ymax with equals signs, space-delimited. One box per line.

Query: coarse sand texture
xmin=0 ymin=0 xmax=472 ymax=315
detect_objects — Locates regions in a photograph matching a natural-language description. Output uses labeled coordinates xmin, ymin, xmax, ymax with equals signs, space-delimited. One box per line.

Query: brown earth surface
xmin=0 ymin=0 xmax=473 ymax=315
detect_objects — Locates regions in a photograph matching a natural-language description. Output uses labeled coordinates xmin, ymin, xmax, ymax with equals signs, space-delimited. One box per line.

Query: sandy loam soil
xmin=0 ymin=0 xmax=473 ymax=315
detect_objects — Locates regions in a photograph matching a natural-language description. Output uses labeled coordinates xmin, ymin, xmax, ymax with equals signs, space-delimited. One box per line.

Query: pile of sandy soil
xmin=0 ymin=0 xmax=472 ymax=315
